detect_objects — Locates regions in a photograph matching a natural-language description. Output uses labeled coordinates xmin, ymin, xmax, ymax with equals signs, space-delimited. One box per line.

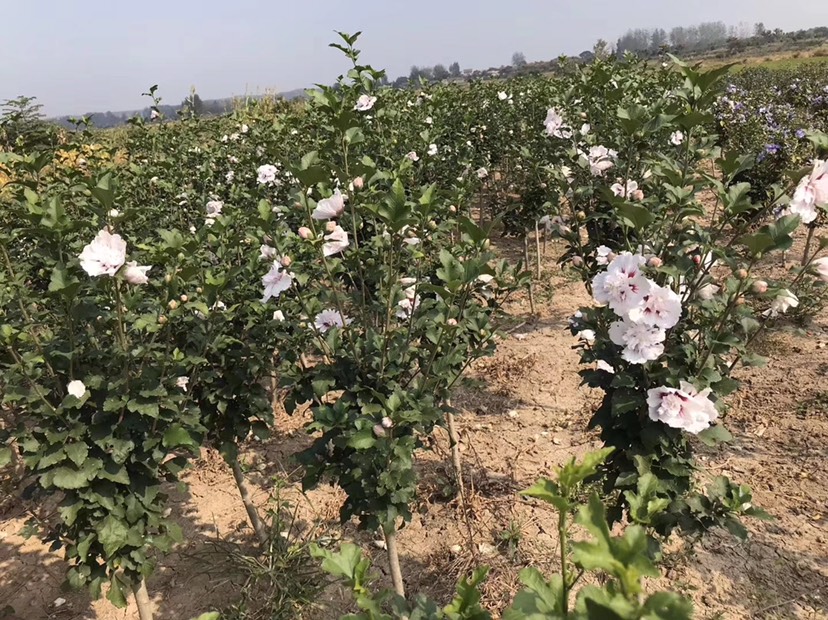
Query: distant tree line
xmin=615 ymin=22 xmax=828 ymax=56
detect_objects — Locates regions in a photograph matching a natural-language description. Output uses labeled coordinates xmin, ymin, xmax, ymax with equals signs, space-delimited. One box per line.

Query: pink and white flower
xmin=313 ymin=309 xmax=352 ymax=332
xmin=647 ymin=381 xmax=718 ymax=434
xmin=257 ymin=164 xmax=279 ymax=185
xmin=123 ymin=261 xmax=152 ymax=285
xmin=261 ymin=262 xmax=294 ymax=302
xmin=610 ymin=179 xmax=641 ymax=200
xmin=670 ymin=130 xmax=685 ymax=146
xmin=770 ymin=289 xmax=799 ymax=315
xmin=406 ymin=151 xmax=420 ymax=162
xmin=312 ymin=189 xmax=346 ymax=220
xmin=544 ymin=107 xmax=572 ymax=139
xmin=396 ymin=285 xmax=421 ymax=318
xmin=79 ymin=230 xmax=127 ymax=277
xmin=592 ymin=253 xmax=651 ymax=315
xmin=427 ymin=144 xmax=438 ymax=156
xmin=176 ymin=376 xmax=189 ymax=392
xmin=787 ymin=159 xmax=828 ymax=225
xmin=595 ymin=245 xmax=613 ymax=266
xmin=323 ymin=225 xmax=349 ymax=257
xmin=584 ymin=146 xmax=616 ymax=176
xmin=628 ymin=283 xmax=682 ymax=329
xmin=354 ymin=94 xmax=377 ymax=112
xmin=812 ymin=257 xmax=828 ymax=283
xmin=67 ymin=380 xmax=86 ymax=398
xmin=609 ymin=318 xmax=665 ymax=364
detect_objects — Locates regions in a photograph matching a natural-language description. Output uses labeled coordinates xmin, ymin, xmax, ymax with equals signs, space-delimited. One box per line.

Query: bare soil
xmin=2 ymin=236 xmax=827 ymax=620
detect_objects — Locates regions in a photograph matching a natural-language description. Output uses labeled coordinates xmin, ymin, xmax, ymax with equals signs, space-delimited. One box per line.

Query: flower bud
xmin=168 ymin=300 xmax=179 ymax=310
xmin=576 ymin=211 xmax=586 ymax=221
xmin=280 ymin=256 xmax=292 ymax=268
xmin=325 ymin=221 xmax=337 ymax=233
xmin=630 ymin=189 xmax=645 ymax=202
xmin=449 ymin=205 xmax=457 ymax=213
xmin=196 ymin=287 xmax=203 ymax=294
xmin=447 ymin=318 xmax=458 ymax=327
xmin=647 ymin=256 xmax=663 ymax=268
xmin=692 ymin=255 xmax=701 ymax=265
xmin=482 ymin=239 xmax=491 ymax=250
xmin=571 ymin=256 xmax=584 ymax=267
xmin=165 ymin=274 xmax=173 ymax=284
xmin=373 ymin=424 xmax=387 ymax=438
xmin=180 ymin=294 xmax=188 ymax=303
xmin=735 ymin=295 xmax=746 ymax=305
xmin=735 ymin=268 xmax=748 ymax=279
xmin=580 ymin=112 xmax=588 ymax=119
xmin=428 ymin=220 xmax=437 ymax=231
xmin=353 ymin=176 xmax=364 ymax=190
xmin=381 ymin=416 xmax=393 ymax=429
xmin=752 ymin=280 xmax=768 ymax=294
xmin=298 ymin=226 xmax=312 ymax=239
xmin=158 ymin=315 xmax=168 ymax=324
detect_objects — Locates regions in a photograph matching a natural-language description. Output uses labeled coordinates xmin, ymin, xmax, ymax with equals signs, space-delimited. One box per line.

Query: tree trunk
xmin=383 ymin=521 xmax=405 ymax=597
xmin=524 ymin=234 xmax=536 ymax=315
xmin=445 ymin=404 xmax=464 ymax=497
xmin=534 ymin=220 xmax=542 ymax=278
xmin=133 ymin=579 xmax=153 ymax=620
xmin=230 ymin=458 xmax=268 ymax=546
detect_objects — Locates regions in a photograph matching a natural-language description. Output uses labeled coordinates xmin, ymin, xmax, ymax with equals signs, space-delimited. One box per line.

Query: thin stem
xmin=558 ymin=508 xmax=570 ymax=617
xmin=132 ymin=578 xmax=154 ymax=620
xmin=524 ymin=233 xmax=536 ymax=315
xmin=802 ymin=224 xmax=816 ymax=266
xmin=382 ymin=521 xmax=405 ymax=597
xmin=445 ymin=404 xmax=464 ymax=496
xmin=230 ymin=458 xmax=269 ymax=546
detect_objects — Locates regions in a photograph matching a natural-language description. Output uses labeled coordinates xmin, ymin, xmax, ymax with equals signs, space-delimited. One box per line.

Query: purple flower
xmin=764 ymin=143 xmax=781 ymax=155
xmin=796 ymin=129 xmax=807 ymax=139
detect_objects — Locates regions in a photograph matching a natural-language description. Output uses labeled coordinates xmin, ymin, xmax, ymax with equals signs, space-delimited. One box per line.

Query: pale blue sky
xmin=2 ymin=0 xmax=826 ymax=115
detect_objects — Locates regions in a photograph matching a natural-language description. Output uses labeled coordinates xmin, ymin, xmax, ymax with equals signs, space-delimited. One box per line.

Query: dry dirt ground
xmin=2 ymin=236 xmax=827 ymax=620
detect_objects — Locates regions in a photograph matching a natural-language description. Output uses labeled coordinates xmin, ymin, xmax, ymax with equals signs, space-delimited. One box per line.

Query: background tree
xmin=449 ymin=61 xmax=461 ymax=77
xmin=511 ymin=51 xmax=527 ymax=67
xmin=432 ymin=63 xmax=450 ymax=81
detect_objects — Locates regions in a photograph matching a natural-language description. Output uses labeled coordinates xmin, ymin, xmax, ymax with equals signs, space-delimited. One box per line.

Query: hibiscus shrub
xmin=555 ymin=62 xmax=827 ymax=535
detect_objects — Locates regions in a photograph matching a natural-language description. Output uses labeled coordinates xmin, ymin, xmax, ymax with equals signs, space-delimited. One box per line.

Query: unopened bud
xmin=752 ymin=280 xmax=768 ymax=294
xmin=571 ymin=256 xmax=584 ymax=267
xmin=449 ymin=205 xmax=457 ymax=213
xmin=298 ymin=226 xmax=312 ymax=239
xmin=647 ymin=256 xmax=663 ymax=268
xmin=692 ymin=255 xmax=701 ymax=265
xmin=353 ymin=176 xmax=364 ymax=190
xmin=168 ymin=300 xmax=179 ymax=310
xmin=373 ymin=424 xmax=387 ymax=438
xmin=735 ymin=268 xmax=748 ymax=279
xmin=158 ymin=315 xmax=168 ymax=324
xmin=196 ymin=287 xmax=203 ymax=294
xmin=325 ymin=221 xmax=337 ymax=233
xmin=576 ymin=211 xmax=586 ymax=221
xmin=631 ymin=189 xmax=645 ymax=202
xmin=447 ymin=318 xmax=458 ymax=327
xmin=280 ymin=256 xmax=292 ymax=268
xmin=428 ymin=220 xmax=437 ymax=231
xmin=179 ymin=294 xmax=188 ymax=303
xmin=381 ymin=416 xmax=393 ymax=429
xmin=735 ymin=295 xmax=746 ymax=305
xmin=165 ymin=274 xmax=173 ymax=284
xmin=580 ymin=112 xmax=588 ymax=119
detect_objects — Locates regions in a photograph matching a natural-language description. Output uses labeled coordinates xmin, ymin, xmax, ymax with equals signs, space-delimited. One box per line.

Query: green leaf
xmin=616 ymin=203 xmax=653 ymax=230
xmin=50 ymin=466 xmax=90 ymax=489
xmin=697 ymin=424 xmax=732 ymax=447
xmin=520 ymin=478 xmax=569 ymax=511
xmin=0 ymin=446 xmax=11 ymax=468
xmin=347 ymin=428 xmax=376 ymax=450
xmin=64 ymin=443 xmax=88 ymax=467
xmin=162 ymin=424 xmax=199 ymax=450
xmin=97 ymin=515 xmax=129 ymax=557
